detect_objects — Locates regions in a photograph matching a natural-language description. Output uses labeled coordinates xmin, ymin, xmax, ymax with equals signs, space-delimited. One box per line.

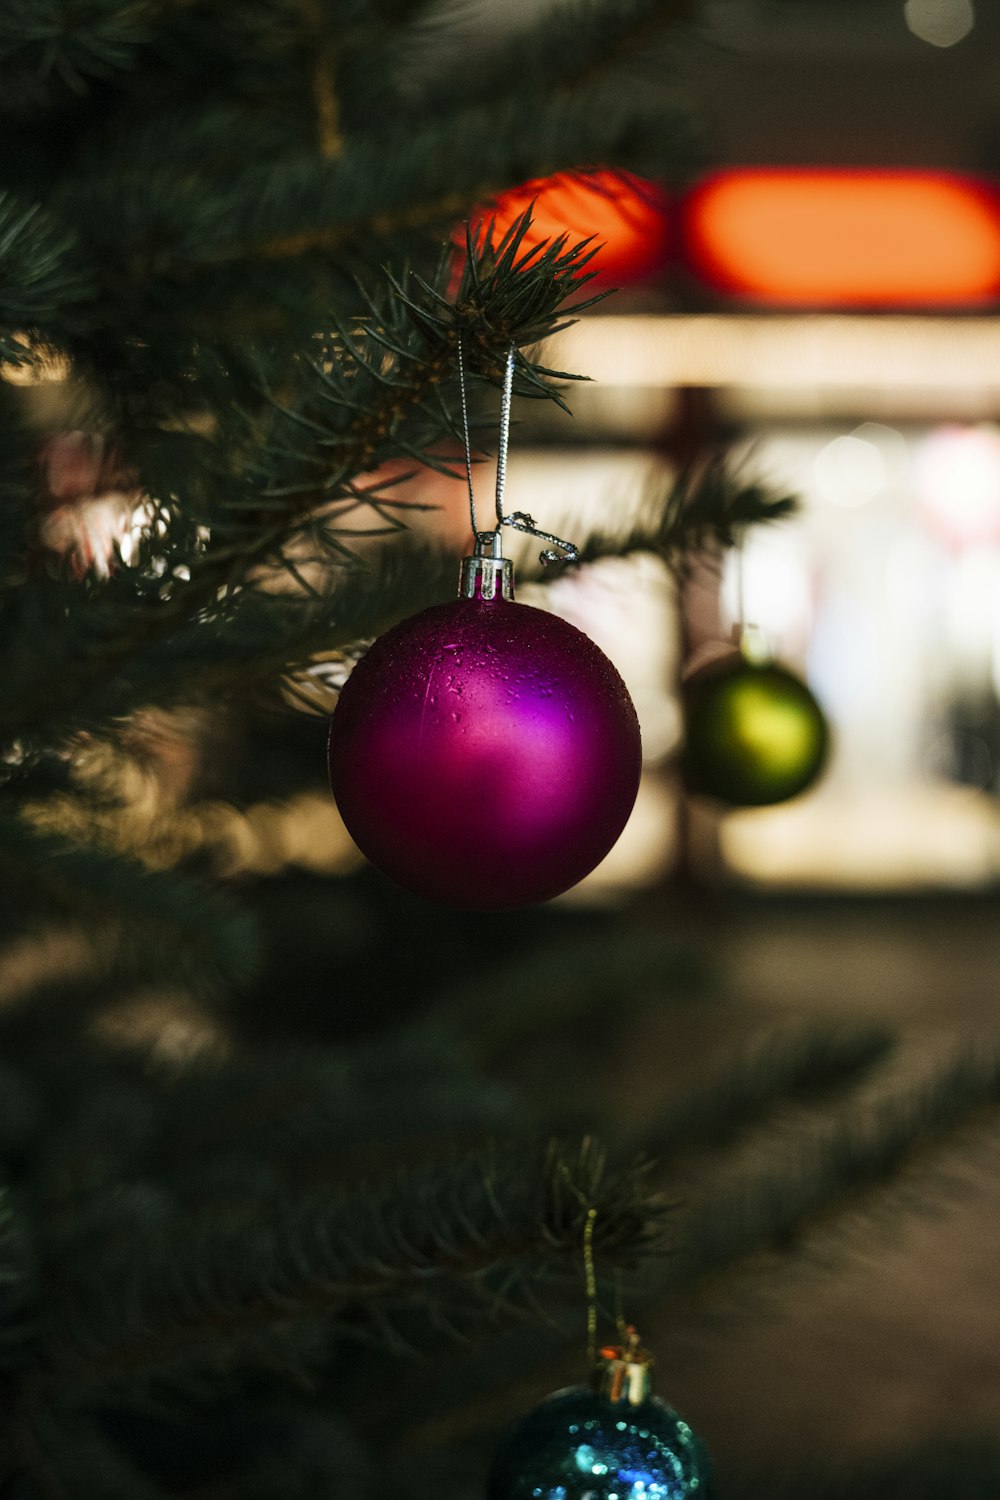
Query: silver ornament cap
xmin=458 ymin=529 xmax=514 ymax=602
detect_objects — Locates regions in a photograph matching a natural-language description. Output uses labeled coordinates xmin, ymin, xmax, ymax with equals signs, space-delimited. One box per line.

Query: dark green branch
xmin=41 ymin=1141 xmax=666 ymax=1387
xmin=0 ymin=814 xmax=259 ymax=997
xmin=661 ymin=1049 xmax=1000 ymax=1299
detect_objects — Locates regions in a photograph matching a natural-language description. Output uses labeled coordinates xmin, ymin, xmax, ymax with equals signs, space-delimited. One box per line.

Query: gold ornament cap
xmin=592 ymin=1326 xmax=654 ymax=1406
xmin=737 ymin=622 xmax=771 ymax=665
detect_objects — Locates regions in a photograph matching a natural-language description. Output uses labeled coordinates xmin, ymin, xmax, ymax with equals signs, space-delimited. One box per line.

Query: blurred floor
xmin=643 ymin=894 xmax=1000 ymax=1483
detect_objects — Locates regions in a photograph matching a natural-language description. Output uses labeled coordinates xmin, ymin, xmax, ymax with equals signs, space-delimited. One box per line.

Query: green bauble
xmin=488 ymin=1335 xmax=712 ymax=1500
xmin=682 ymin=656 xmax=829 ymax=807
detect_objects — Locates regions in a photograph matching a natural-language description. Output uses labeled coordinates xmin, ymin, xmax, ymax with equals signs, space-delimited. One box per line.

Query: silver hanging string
xmin=503 ymin=511 xmax=579 ymax=566
xmin=732 ymin=524 xmax=767 ymax=659
xmin=493 ymin=343 xmax=515 ymax=528
xmin=455 ymin=335 xmax=579 ymax=566
xmin=456 ymin=335 xmax=480 ymax=539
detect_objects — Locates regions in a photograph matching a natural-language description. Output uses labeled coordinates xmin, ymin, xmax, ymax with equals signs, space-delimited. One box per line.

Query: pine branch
xmin=436 ymin=926 xmax=710 ymax=1068
xmin=0 ymin=222 xmax=600 ymax=745
xmin=40 ymin=1140 xmax=666 ymax=1388
xmin=0 ymin=192 xmax=94 ymax=354
xmin=0 ymin=537 xmax=457 ymax=753
xmin=52 ymin=18 xmax=698 ymax=293
xmin=177 ymin=453 xmax=743 ymax=762
xmin=0 ymin=0 xmax=154 ymax=114
xmin=573 ymin=458 xmax=798 ymax=572
xmin=659 ymin=1049 xmax=1000 ymax=1301
xmin=0 ymin=813 xmax=260 ymax=997
xmin=429 ymin=0 xmax=700 ymax=119
xmin=1 ymin=449 xmax=796 ymax=753
xmin=634 ymin=1022 xmax=896 ymax=1157
xmin=0 ymin=1189 xmax=35 ymax=1376
xmin=145 ymin=1032 xmax=522 ymax=1189
xmin=379 ymin=1051 xmax=1000 ymax=1465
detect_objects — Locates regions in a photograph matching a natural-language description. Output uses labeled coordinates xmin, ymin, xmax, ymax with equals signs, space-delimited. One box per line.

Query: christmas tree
xmin=2 ymin=3 xmax=999 ymax=1497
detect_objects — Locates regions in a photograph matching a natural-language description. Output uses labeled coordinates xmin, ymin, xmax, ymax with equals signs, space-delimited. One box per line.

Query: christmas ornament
xmin=327 ymin=346 xmax=642 ymax=909
xmin=488 ymin=1329 xmax=713 ymax=1500
xmin=682 ymin=646 xmax=829 ymax=807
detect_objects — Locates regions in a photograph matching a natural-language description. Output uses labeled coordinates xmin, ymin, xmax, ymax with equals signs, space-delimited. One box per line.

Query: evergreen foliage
xmin=0 ymin=1 xmax=994 ymax=1497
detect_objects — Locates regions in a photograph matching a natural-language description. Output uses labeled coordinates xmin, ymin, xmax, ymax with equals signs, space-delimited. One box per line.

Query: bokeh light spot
xmin=813 ymin=433 xmax=887 ymax=508
xmin=685 ymin=170 xmax=1000 ymax=306
xmin=471 ymin=169 xmax=670 ymax=287
xmin=904 ymin=0 xmax=974 ymax=48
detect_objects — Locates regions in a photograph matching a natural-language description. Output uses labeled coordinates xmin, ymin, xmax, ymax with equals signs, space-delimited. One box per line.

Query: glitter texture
xmin=488 ymin=1387 xmax=713 ymax=1500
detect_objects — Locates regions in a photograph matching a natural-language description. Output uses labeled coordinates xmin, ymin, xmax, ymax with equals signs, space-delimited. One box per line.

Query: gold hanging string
xmin=613 ymin=1266 xmax=628 ymax=1342
xmin=302 ymin=0 xmax=344 ymax=159
xmin=555 ymin=1158 xmax=601 ymax=1365
xmin=313 ymin=52 xmax=343 ymax=158
xmin=583 ymin=1205 xmax=599 ymax=1365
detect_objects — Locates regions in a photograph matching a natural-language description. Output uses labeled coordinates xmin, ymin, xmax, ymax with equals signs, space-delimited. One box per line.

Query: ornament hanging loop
xmin=731 ymin=526 xmax=769 ymax=664
xmin=456 ymin=336 xmax=579 ymax=578
xmin=503 ymin=511 xmax=580 ymax=567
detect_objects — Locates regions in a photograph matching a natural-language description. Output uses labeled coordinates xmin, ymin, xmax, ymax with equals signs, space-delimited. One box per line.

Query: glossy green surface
xmin=683 ymin=659 xmax=829 ymax=807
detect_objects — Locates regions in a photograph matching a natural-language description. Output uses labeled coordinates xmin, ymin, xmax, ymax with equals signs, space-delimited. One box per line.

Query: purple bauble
xmin=328 ymin=593 xmax=642 ymax=909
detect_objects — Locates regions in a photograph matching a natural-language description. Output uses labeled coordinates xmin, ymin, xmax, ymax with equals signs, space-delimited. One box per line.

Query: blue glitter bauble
xmin=487 ymin=1386 xmax=713 ymax=1500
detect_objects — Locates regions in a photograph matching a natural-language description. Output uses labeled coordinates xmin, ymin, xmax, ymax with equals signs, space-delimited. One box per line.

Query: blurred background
xmin=371 ymin=0 xmax=1000 ymax=1477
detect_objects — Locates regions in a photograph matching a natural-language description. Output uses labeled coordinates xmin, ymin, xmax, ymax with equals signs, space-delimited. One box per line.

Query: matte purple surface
xmin=328 ymin=594 xmax=642 ymax=909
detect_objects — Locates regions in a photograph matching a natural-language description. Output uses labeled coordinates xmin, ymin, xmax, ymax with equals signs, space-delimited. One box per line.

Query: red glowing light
xmin=685 ymin=170 xmax=1000 ymax=307
xmin=471 ymin=169 xmax=670 ymax=286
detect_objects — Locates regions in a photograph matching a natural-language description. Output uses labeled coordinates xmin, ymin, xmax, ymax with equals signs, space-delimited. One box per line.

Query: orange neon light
xmin=685 ymin=170 xmax=1000 ymax=307
xmin=473 ymin=169 xmax=670 ymax=286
